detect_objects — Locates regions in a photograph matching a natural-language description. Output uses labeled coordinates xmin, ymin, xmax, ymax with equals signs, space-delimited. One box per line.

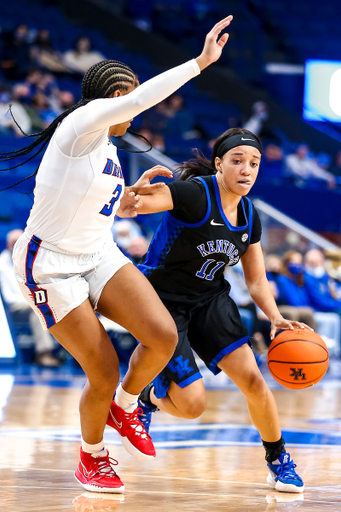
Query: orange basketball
xmin=267 ymin=328 xmax=329 ymax=389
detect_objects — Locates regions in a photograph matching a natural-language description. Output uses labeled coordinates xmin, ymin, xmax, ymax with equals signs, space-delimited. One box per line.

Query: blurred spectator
xmin=112 ymin=219 xmax=143 ymax=256
xmin=14 ymin=69 xmax=59 ymax=104
xmin=165 ymin=94 xmax=197 ymax=140
xmin=304 ymin=249 xmax=341 ymax=313
xmin=243 ymin=101 xmax=279 ymax=142
xmin=225 ymin=262 xmax=269 ymax=353
xmin=286 ymin=144 xmax=336 ymax=188
xmin=153 ymin=133 xmax=166 ymax=152
xmin=32 ymin=93 xmax=58 ymax=128
xmin=260 ymin=144 xmax=284 ymax=180
xmin=58 ymin=91 xmax=75 ymax=113
xmin=304 ymin=249 xmax=341 ymax=355
xmin=0 ymin=24 xmax=31 ymax=80
xmin=142 ymin=100 xmax=169 ymax=136
xmin=63 ymin=36 xmax=106 ymax=74
xmin=0 ymin=89 xmax=31 ymax=136
xmin=243 ymin=101 xmax=269 ymax=136
xmin=30 ymin=29 xmax=69 ymax=73
xmin=266 ymin=251 xmax=316 ymax=330
xmin=329 ymin=150 xmax=341 ymax=178
xmin=0 ymin=229 xmax=60 ymax=366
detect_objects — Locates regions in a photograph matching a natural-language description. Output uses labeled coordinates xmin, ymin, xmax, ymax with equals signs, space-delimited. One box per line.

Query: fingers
xmin=270 ymin=326 xmax=277 ymax=341
xmin=289 ymin=321 xmax=313 ymax=331
xmin=145 ymin=166 xmax=173 ymax=179
xmin=210 ymin=15 xmax=233 ymax=36
xmin=217 ymin=33 xmax=229 ymax=49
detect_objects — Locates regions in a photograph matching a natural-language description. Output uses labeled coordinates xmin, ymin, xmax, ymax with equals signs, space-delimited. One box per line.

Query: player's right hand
xmin=196 ymin=15 xmax=233 ymax=71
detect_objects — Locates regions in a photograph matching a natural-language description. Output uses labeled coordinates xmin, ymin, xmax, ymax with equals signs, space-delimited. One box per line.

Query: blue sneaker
xmin=267 ymin=453 xmax=304 ymax=493
xmin=137 ymin=384 xmax=158 ymax=433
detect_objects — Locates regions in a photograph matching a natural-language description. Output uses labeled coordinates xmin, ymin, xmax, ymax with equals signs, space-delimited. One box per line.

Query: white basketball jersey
xmin=24 ymin=59 xmax=200 ymax=255
xmin=26 ymin=132 xmax=124 ymax=254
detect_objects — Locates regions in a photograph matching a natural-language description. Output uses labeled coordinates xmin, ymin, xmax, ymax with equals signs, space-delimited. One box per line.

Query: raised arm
xmin=73 ymin=16 xmax=233 ymax=134
xmin=241 ymin=242 xmax=312 ymax=339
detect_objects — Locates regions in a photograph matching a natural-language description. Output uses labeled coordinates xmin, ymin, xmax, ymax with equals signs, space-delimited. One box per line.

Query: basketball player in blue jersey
xmin=130 ymin=128 xmax=310 ymax=493
xmin=0 ymin=17 xmax=234 ymax=493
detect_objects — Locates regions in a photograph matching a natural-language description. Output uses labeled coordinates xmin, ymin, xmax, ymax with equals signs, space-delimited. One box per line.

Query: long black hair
xmin=0 ymin=60 xmax=139 ymax=189
xmin=177 ymin=127 xmax=262 ymax=181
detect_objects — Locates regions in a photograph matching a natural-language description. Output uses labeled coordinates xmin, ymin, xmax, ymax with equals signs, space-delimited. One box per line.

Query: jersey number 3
xmin=100 ymin=184 xmax=123 ymax=217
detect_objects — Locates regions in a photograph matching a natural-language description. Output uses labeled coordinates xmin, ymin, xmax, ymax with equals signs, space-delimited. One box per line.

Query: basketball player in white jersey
xmin=4 ymin=16 xmax=234 ymax=493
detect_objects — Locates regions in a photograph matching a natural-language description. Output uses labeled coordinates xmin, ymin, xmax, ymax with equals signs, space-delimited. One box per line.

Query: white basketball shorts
xmin=12 ymin=232 xmax=131 ymax=330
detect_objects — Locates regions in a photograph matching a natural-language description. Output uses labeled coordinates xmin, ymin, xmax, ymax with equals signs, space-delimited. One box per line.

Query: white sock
xmin=115 ymin=383 xmax=139 ymax=413
xmin=82 ymin=438 xmax=106 ymax=458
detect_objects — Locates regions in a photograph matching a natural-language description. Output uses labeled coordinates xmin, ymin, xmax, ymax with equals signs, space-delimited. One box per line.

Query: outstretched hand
xmin=128 ymin=165 xmax=173 ymax=195
xmin=117 ymin=165 xmax=173 ymax=218
xmin=269 ymin=315 xmax=313 ymax=341
xmin=196 ymin=15 xmax=233 ymax=71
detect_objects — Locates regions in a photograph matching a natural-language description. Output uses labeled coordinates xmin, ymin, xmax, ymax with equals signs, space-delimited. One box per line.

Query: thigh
xmin=218 ymin=342 xmax=265 ymax=394
xmin=97 ymin=263 xmax=177 ymax=347
xmin=49 ymin=299 xmax=119 ymax=385
xmin=153 ymin=309 xmax=202 ymax=399
xmin=13 ymin=234 xmax=90 ymax=330
xmin=188 ymin=291 xmax=249 ymax=376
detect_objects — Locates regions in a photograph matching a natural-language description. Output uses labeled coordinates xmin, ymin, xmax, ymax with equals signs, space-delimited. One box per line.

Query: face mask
xmin=287 ymin=263 xmax=303 ymax=275
xmin=305 ymin=265 xmax=325 ymax=278
xmin=115 ymin=235 xmax=131 ymax=249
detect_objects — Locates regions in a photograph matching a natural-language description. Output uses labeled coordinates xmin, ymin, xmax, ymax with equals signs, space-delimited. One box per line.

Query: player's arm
xmin=75 ymin=16 xmax=233 ymax=133
xmin=116 ymin=166 xmax=174 ymax=217
xmin=241 ymin=242 xmax=310 ymax=338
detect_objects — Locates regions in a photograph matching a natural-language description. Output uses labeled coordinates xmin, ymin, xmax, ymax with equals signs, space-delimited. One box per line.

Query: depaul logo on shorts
xmin=33 ymin=289 xmax=48 ymax=305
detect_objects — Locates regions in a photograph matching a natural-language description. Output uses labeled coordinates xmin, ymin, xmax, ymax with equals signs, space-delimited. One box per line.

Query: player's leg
xmin=190 ymin=292 xmax=304 ymax=493
xmin=218 ymin=344 xmax=304 ymax=493
xmin=218 ymin=343 xmax=280 ymax=440
xmin=50 ymin=300 xmax=120 ymax=443
xmin=49 ymin=300 xmax=125 ymax=492
xmin=137 ymin=322 xmax=206 ymax=431
xmin=89 ymin=254 xmax=177 ymax=458
xmin=151 ymin=378 xmax=206 ymax=418
xmin=97 ymin=263 xmax=178 ymax=394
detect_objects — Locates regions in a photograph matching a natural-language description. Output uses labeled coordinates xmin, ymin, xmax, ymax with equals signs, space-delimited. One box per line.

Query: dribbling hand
xmin=196 ymin=15 xmax=233 ymax=71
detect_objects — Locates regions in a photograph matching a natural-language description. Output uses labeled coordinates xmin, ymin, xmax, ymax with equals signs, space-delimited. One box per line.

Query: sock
xmin=82 ymin=438 xmax=106 ymax=458
xmin=115 ymin=383 xmax=139 ymax=413
xmin=263 ymin=437 xmax=286 ymax=463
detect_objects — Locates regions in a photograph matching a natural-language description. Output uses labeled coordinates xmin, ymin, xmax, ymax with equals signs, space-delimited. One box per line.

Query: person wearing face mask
xmin=304 ymin=249 xmax=341 ymax=314
xmin=272 ymin=251 xmax=316 ymax=330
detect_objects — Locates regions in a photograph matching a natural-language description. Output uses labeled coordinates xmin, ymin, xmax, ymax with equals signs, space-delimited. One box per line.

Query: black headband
xmin=216 ymin=134 xmax=262 ymax=159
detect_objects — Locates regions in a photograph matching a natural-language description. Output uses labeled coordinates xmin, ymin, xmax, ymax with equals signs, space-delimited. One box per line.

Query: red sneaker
xmin=74 ymin=448 xmax=125 ymax=493
xmin=107 ymin=400 xmax=156 ymax=459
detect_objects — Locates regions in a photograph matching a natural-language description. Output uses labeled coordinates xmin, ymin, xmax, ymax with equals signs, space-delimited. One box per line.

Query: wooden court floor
xmin=1 ymin=372 xmax=341 ymax=511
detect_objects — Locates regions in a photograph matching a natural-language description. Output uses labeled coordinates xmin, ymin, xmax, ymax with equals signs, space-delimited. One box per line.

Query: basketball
xmin=267 ymin=328 xmax=329 ymax=389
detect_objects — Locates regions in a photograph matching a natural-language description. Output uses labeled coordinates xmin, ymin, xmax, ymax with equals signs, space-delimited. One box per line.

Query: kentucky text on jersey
xmin=102 ymin=158 xmax=123 ymax=178
xmin=197 ymin=240 xmax=239 ymax=264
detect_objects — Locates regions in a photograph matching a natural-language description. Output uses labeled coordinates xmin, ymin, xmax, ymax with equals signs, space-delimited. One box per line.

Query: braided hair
xmin=177 ymin=128 xmax=262 ymax=181
xmin=1 ymin=60 xmax=138 ymax=190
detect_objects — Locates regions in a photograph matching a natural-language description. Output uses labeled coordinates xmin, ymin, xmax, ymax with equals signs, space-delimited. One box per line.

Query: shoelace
xmin=276 ymin=460 xmax=301 ymax=480
xmin=92 ymin=456 xmax=119 ymax=479
xmin=124 ymin=408 xmax=151 ymax=440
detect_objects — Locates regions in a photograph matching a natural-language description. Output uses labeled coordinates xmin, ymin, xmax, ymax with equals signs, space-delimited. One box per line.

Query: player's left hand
xmin=128 ymin=165 xmax=173 ymax=195
xmin=269 ymin=316 xmax=313 ymax=340
xmin=116 ymin=189 xmax=142 ymax=218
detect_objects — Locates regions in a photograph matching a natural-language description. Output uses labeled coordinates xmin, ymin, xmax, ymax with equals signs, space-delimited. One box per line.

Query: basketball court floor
xmin=1 ymin=360 xmax=341 ymax=512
